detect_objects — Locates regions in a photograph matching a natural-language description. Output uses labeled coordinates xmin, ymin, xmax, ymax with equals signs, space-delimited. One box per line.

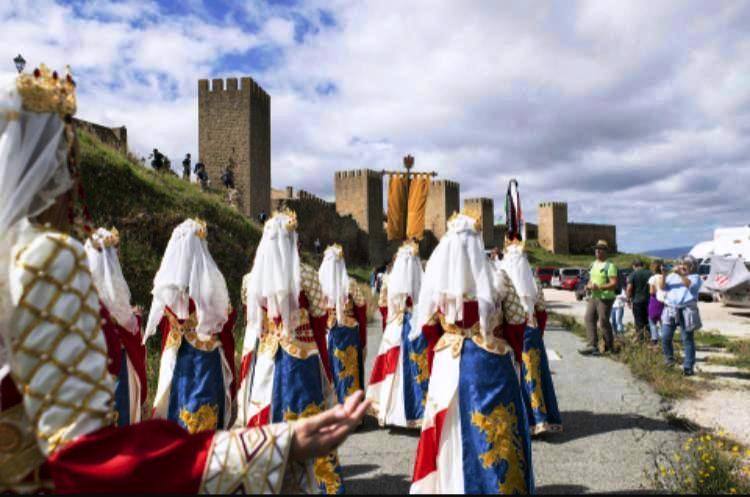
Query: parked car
xmin=550 ymin=268 xmax=562 ymax=289
xmin=697 ymin=262 xmax=716 ymax=302
xmin=560 ymin=267 xmax=586 ymax=290
xmin=535 ymin=267 xmax=556 ymax=287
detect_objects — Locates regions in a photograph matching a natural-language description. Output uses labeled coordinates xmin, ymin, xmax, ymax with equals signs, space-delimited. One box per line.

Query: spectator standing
xmin=314 ymin=238 xmax=322 ymax=255
xmin=257 ymin=211 xmax=268 ymax=225
xmin=182 ymin=153 xmax=191 ymax=180
xmin=193 ymin=161 xmax=208 ymax=189
xmin=149 ymin=148 xmax=164 ymax=171
xmin=579 ymin=240 xmax=618 ymax=356
xmin=610 ymin=287 xmax=627 ymax=335
xmin=647 ymin=260 xmax=665 ymax=347
xmin=660 ymin=255 xmax=702 ymax=376
xmin=627 ymin=259 xmax=652 ymax=342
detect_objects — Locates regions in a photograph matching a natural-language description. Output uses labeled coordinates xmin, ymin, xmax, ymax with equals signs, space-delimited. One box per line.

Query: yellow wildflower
xmin=730 ymin=489 xmax=737 ymax=494
xmin=732 ymin=445 xmax=740 ymax=452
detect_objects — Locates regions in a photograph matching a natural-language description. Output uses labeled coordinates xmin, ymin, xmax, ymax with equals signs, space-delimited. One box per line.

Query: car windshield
xmin=562 ymin=269 xmax=580 ymax=276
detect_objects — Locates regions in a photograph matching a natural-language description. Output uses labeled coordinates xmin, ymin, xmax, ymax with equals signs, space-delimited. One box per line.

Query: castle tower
xmin=538 ymin=202 xmax=570 ymax=254
xmin=425 ymin=180 xmax=460 ymax=239
xmin=334 ymin=169 xmax=385 ymax=264
xmin=463 ymin=197 xmax=495 ymax=249
xmin=198 ymin=77 xmax=270 ymax=219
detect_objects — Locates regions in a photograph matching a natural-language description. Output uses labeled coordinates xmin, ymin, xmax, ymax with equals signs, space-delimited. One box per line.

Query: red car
xmin=535 ymin=267 xmax=556 ymax=287
xmin=560 ymin=267 xmax=586 ymax=291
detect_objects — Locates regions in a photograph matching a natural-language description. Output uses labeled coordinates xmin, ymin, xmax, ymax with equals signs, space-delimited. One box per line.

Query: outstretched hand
xmin=290 ymin=391 xmax=371 ymax=461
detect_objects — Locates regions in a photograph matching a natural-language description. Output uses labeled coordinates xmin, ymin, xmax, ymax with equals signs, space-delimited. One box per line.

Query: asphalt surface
xmin=337 ymin=320 xmax=685 ymax=494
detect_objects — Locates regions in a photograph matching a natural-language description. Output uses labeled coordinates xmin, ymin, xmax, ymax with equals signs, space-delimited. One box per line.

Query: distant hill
xmin=644 ymin=246 xmax=693 ymax=260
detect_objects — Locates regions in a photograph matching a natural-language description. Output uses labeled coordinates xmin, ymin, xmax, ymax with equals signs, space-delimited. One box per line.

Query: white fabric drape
xmin=500 ymin=243 xmax=538 ymax=321
xmin=387 ymin=243 xmax=423 ymax=318
xmin=85 ymin=228 xmax=138 ymax=334
xmin=414 ymin=214 xmax=498 ymax=340
xmin=318 ymin=245 xmax=349 ymax=325
xmin=243 ymin=212 xmax=301 ymax=345
xmin=0 ymin=74 xmax=71 ymax=386
xmin=144 ymin=219 xmax=230 ymax=342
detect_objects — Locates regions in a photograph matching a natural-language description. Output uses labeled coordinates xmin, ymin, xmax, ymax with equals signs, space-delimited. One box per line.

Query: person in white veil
xmin=85 ymin=227 xmax=147 ymax=426
xmin=145 ymin=218 xmax=237 ymax=433
xmin=318 ymin=244 xmax=368 ymax=404
xmin=410 ymin=212 xmax=533 ymax=494
xmin=498 ymin=180 xmax=562 ymax=436
xmin=366 ymin=240 xmax=431 ymax=428
xmin=236 ymin=210 xmax=349 ymax=495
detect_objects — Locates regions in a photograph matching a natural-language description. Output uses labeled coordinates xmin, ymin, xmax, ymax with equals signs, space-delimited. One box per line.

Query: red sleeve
xmin=355 ymin=303 xmax=368 ymax=350
xmin=421 ymin=323 xmax=443 ymax=374
xmin=310 ymin=312 xmax=333 ymax=383
xmin=99 ymin=303 xmax=122 ymax=376
xmin=218 ymin=308 xmax=238 ymax=399
xmin=503 ymin=322 xmax=526 ymax=365
xmin=536 ymin=310 xmax=548 ymax=336
xmin=159 ymin=311 xmax=171 ymax=352
xmin=379 ymin=307 xmax=388 ymax=332
xmin=47 ymin=420 xmax=211 ymax=494
xmin=117 ymin=314 xmax=148 ymax=406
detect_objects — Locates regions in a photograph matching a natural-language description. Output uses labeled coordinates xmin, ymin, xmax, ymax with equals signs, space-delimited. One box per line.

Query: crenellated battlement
xmin=538 ymin=201 xmax=568 ymax=209
xmin=464 ymin=197 xmax=494 ymax=207
xmin=198 ymin=76 xmax=271 ymax=102
xmin=335 ymin=169 xmax=383 ymax=180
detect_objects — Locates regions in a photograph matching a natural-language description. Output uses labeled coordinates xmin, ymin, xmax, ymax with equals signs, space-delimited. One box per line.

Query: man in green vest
xmin=579 ymin=240 xmax=619 ymax=356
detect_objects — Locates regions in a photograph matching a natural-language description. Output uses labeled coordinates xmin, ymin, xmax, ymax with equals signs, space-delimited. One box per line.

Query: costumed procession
xmin=0 ymin=62 xmax=568 ymax=495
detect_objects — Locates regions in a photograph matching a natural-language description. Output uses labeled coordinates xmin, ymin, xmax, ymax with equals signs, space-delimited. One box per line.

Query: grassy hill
xmin=523 ymin=239 xmax=652 ymax=269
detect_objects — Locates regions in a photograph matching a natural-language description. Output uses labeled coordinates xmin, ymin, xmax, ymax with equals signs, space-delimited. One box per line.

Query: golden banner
xmin=406 ymin=175 xmax=430 ymax=240
xmin=387 ymin=174 xmax=408 ymax=241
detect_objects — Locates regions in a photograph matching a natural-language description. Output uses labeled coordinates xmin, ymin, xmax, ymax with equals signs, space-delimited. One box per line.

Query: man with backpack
xmin=579 ymin=240 xmax=619 ymax=356
xmin=627 ymin=259 xmax=653 ymax=343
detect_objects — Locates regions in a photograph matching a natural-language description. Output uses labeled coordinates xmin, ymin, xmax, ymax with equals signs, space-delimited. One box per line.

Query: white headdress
xmin=500 ymin=244 xmax=538 ymax=321
xmin=414 ymin=213 xmax=498 ymax=339
xmin=318 ymin=244 xmax=350 ymax=325
xmin=85 ymin=227 xmax=139 ymax=334
xmin=243 ymin=211 xmax=301 ymax=341
xmin=144 ymin=218 xmax=230 ymax=342
xmin=387 ymin=241 xmax=423 ymax=317
xmin=0 ymin=66 xmax=77 ymax=384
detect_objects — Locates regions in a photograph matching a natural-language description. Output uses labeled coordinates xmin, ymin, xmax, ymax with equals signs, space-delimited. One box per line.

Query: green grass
xmin=348 ymin=265 xmax=372 ymax=283
xmin=707 ymin=339 xmax=750 ymax=371
xmin=694 ymin=330 xmax=733 ymax=349
xmin=525 ymin=242 xmax=652 ymax=269
xmin=550 ymin=312 xmax=698 ymax=399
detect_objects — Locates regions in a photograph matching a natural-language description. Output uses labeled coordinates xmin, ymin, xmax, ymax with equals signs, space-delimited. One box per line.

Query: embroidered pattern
xmin=409 ymin=349 xmax=430 ymax=384
xmin=179 ymin=404 xmax=219 ymax=434
xmin=522 ymin=348 xmax=547 ymax=414
xmin=471 ymin=403 xmax=527 ymax=495
xmin=10 ymin=232 xmax=115 ymax=456
xmin=301 ymin=263 xmax=326 ymax=317
xmin=500 ymin=271 xmax=526 ymax=324
xmin=334 ymin=345 xmax=361 ymax=395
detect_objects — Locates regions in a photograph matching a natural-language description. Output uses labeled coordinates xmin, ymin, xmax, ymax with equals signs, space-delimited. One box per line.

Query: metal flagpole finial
xmin=403 ymin=154 xmax=415 ymax=172
xmin=13 ymin=54 xmax=26 ymax=74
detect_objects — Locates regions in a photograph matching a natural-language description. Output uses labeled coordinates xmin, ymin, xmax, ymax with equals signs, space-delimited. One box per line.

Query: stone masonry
xmin=335 ymin=169 xmax=386 ymax=264
xmin=425 ymin=180 xmax=460 ymax=240
xmin=198 ymin=77 xmax=270 ymax=219
xmin=463 ymin=197 xmax=495 ymax=249
xmin=538 ymin=202 xmax=617 ymax=254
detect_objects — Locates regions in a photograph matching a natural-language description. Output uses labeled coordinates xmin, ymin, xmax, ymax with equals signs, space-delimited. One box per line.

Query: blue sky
xmin=3 ymin=0 xmax=750 ymax=252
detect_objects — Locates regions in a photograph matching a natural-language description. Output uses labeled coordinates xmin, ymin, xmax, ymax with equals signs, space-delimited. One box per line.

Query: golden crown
xmin=271 ymin=208 xmax=298 ymax=232
xmin=402 ymin=239 xmax=419 ymax=255
xmin=448 ymin=210 xmax=481 ymax=232
xmin=90 ymin=227 xmax=120 ymax=250
xmin=326 ymin=243 xmax=344 ymax=259
xmin=193 ymin=218 xmax=208 ymax=239
xmin=16 ymin=64 xmax=77 ymax=117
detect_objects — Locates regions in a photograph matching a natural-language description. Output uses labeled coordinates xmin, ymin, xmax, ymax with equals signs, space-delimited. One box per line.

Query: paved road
xmin=337 ymin=320 xmax=685 ymax=494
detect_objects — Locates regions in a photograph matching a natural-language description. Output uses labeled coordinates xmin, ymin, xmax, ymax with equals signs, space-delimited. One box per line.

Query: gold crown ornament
xmin=271 ymin=208 xmax=298 ymax=232
xmin=326 ymin=243 xmax=344 ymax=259
xmin=90 ymin=227 xmax=121 ymax=250
xmin=402 ymin=239 xmax=419 ymax=255
xmin=448 ymin=210 xmax=481 ymax=232
xmin=16 ymin=64 xmax=77 ymax=117
xmin=193 ymin=218 xmax=208 ymax=239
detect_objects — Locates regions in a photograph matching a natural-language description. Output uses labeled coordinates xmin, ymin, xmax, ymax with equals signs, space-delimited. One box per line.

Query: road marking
xmin=547 ymin=349 xmax=561 ymax=361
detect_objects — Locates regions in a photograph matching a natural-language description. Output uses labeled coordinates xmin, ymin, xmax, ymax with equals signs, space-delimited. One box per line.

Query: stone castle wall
xmin=198 ymin=77 xmax=270 ymax=219
xmin=464 ymin=197 xmax=495 ymax=249
xmin=568 ymin=222 xmax=617 ymax=254
xmin=425 ymin=179 xmax=460 ymax=240
xmin=334 ymin=169 xmax=385 ymax=264
xmin=538 ymin=202 xmax=570 ymax=254
xmin=74 ymin=118 xmax=128 ymax=155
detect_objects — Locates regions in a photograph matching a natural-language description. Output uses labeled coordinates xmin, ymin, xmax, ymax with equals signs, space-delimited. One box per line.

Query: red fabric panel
xmin=47 ymin=420 xmax=211 ymax=494
xmin=239 ymin=352 xmax=253 ymax=383
xmin=99 ymin=302 xmax=122 ymax=376
xmin=1 ymin=376 xmax=22 ymax=410
xmin=117 ymin=316 xmax=148 ymax=406
xmin=421 ymin=323 xmax=443 ymax=374
xmin=247 ymin=405 xmax=270 ymax=428
xmin=368 ymin=346 xmax=401 ymax=385
xmin=536 ymin=310 xmax=548 ymax=336
xmin=354 ymin=303 xmax=368 ymax=350
xmin=379 ymin=307 xmax=388 ymax=332
xmin=504 ymin=322 xmax=526 ymax=364
xmin=412 ymin=408 xmax=448 ymax=482
xmin=218 ymin=308 xmax=238 ymax=399
xmin=310 ymin=314 xmax=333 ymax=383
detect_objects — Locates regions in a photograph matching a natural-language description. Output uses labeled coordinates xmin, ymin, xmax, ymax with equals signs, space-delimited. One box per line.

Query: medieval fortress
xmin=85 ymin=75 xmax=616 ymax=264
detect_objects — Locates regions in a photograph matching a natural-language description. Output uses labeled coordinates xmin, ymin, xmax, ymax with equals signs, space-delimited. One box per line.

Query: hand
xmin=290 ymin=391 xmax=370 ymax=461
xmin=591 ymin=283 xmax=599 ymax=291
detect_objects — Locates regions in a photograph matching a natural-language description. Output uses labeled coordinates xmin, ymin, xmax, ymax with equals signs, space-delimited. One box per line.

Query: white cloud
xmin=2 ymin=0 xmax=749 ymax=252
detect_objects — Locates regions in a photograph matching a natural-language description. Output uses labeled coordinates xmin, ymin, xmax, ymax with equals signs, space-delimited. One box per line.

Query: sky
xmin=2 ymin=0 xmax=749 ymax=253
